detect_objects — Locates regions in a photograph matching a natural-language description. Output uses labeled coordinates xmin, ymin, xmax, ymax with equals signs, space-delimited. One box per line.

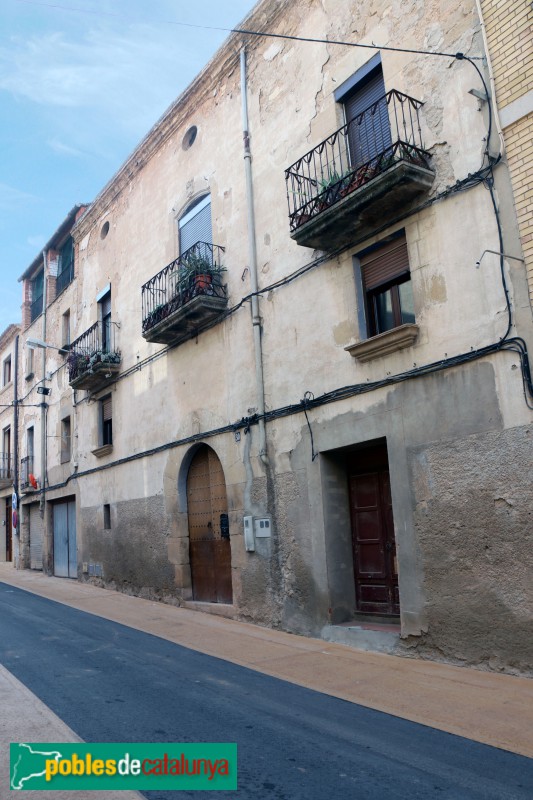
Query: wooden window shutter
xmin=102 ymin=396 xmax=112 ymax=422
xmin=360 ymin=236 xmax=410 ymax=291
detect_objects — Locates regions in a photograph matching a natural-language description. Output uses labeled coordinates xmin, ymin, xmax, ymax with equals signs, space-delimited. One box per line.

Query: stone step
xmin=321 ymin=622 xmax=400 ymax=654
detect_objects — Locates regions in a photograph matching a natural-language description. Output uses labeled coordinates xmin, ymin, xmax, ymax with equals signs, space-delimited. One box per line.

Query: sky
xmin=0 ymin=0 xmax=256 ymax=333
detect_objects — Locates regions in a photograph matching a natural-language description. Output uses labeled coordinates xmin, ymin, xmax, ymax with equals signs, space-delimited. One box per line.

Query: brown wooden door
xmin=349 ymin=464 xmax=399 ymax=616
xmin=5 ymin=497 xmax=12 ymax=562
xmin=187 ymin=445 xmax=232 ymax=604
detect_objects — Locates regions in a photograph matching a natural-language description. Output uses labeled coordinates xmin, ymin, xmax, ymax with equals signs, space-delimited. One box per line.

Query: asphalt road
xmin=0 ymin=582 xmax=532 ymax=800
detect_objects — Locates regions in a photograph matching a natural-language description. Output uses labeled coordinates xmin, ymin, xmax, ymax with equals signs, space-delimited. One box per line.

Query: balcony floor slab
xmin=291 ymin=160 xmax=435 ymax=251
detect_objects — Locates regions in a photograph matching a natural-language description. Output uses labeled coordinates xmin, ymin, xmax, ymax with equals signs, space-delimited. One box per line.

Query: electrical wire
xmin=43 ymin=339 xmax=528 ymax=493
xmin=14 ymin=1 xmax=484 ymax=60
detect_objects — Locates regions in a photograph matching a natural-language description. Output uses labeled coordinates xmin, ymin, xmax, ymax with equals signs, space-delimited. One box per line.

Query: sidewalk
xmin=1 ymin=563 xmax=532 ymax=762
xmin=0 ymin=663 xmax=143 ymax=799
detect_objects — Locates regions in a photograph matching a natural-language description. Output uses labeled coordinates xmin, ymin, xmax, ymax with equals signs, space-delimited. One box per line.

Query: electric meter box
xmin=243 ymin=515 xmax=255 ymax=551
xmin=254 ymin=517 xmax=272 ymax=538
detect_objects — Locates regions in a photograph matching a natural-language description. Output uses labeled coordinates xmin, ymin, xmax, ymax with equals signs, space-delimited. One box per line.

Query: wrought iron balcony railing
xmin=142 ymin=242 xmax=227 ymax=337
xmin=285 ymin=90 xmax=431 ymax=231
xmin=56 ymin=259 xmax=74 ymax=295
xmin=20 ymin=455 xmax=34 ymax=490
xmin=67 ymin=320 xmax=120 ymax=386
xmin=0 ymin=453 xmax=13 ymax=484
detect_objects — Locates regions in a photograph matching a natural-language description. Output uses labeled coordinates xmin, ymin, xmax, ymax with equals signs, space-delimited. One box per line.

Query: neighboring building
xmin=0 ymin=324 xmax=19 ymax=564
xmin=479 ymin=0 xmax=533 ymax=302
xmin=15 ymin=0 xmax=533 ymax=675
xmin=17 ymin=205 xmax=88 ymax=574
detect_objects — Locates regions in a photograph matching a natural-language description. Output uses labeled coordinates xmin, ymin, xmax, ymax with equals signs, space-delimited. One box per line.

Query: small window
xmin=62 ymin=310 xmax=71 ymax=350
xmin=27 ymin=426 xmax=34 ymax=457
xmin=360 ymin=233 xmax=415 ymax=337
xmin=103 ymin=504 xmax=111 ymax=530
xmin=100 ymin=395 xmax=112 ymax=446
xmin=2 ymin=356 xmax=11 ymax=386
xmin=61 ymin=416 xmax=71 ymax=463
xmin=26 ymin=346 xmax=34 ymax=380
xmin=182 ymin=125 xmax=198 ymax=150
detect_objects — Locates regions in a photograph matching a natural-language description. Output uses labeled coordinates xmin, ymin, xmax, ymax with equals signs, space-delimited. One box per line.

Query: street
xmin=1 ymin=581 xmax=532 ymax=799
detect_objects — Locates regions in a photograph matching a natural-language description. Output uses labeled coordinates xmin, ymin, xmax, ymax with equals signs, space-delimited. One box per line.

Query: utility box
xmin=254 ymin=517 xmax=272 ymax=538
xmin=243 ymin=515 xmax=255 ymax=551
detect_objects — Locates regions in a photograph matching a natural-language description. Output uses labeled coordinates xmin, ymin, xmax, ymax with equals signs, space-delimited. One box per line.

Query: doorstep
xmin=181 ymin=600 xmax=235 ymax=619
xmin=321 ymin=620 xmax=400 ymax=654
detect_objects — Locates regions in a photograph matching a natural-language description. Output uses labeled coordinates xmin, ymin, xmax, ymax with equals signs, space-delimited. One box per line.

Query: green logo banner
xmin=10 ymin=742 xmax=237 ymax=791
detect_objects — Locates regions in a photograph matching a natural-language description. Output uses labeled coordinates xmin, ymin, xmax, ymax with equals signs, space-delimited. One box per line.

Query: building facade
xmin=0 ymin=324 xmax=19 ymax=564
xmin=17 ymin=205 xmax=88 ymax=575
xmin=14 ymin=0 xmax=533 ymax=674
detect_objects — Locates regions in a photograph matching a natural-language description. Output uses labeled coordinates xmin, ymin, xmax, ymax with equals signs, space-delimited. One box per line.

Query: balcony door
xmin=178 ymin=195 xmax=212 ymax=260
xmin=5 ymin=497 xmax=12 ymax=562
xmin=99 ymin=290 xmax=112 ymax=352
xmin=344 ymin=67 xmax=391 ymax=170
xmin=2 ymin=427 xmax=10 ymax=481
xmin=187 ymin=445 xmax=232 ymax=604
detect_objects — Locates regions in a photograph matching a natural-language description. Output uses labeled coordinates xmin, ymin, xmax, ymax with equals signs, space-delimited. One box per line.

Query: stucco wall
xmin=406 ymin=422 xmax=533 ymax=673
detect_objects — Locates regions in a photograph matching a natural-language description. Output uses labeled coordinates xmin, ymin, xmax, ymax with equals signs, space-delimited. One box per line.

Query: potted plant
xmin=316 ymin=169 xmax=351 ymax=210
xmin=180 ymin=251 xmax=226 ymax=297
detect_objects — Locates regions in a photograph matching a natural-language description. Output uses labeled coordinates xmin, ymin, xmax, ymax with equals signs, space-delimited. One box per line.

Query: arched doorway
xmin=186 ymin=444 xmax=232 ymax=603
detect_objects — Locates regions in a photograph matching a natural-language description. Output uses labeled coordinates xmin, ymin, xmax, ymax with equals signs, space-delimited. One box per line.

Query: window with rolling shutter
xmin=101 ymin=395 xmax=112 ymax=445
xmin=359 ymin=233 xmax=415 ymax=336
xmin=343 ymin=64 xmax=391 ymax=170
xmin=178 ymin=195 xmax=212 ymax=257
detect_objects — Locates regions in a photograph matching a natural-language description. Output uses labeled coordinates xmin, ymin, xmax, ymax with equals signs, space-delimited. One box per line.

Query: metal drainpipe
xmin=13 ymin=333 xmax=19 ymax=566
xmin=474 ymin=0 xmax=505 ymax=158
xmin=39 ymin=250 xmax=47 ymax=516
xmin=240 ymin=48 xmax=269 ymax=466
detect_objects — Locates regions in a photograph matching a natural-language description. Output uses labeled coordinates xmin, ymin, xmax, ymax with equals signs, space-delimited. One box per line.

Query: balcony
xmin=67 ymin=320 xmax=121 ymax=391
xmin=0 ymin=453 xmax=13 ymax=488
xmin=285 ymin=90 xmax=435 ymax=250
xmin=142 ymin=242 xmax=228 ymax=345
xmin=20 ymin=455 xmax=37 ymax=492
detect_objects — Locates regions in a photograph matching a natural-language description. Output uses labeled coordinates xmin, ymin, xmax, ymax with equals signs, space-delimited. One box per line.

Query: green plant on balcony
xmin=179 ymin=253 xmax=226 ymax=296
xmin=317 ymin=169 xmax=352 ymax=209
xmin=67 ymin=348 xmax=120 ymax=381
xmin=88 ymin=350 xmax=121 ymax=367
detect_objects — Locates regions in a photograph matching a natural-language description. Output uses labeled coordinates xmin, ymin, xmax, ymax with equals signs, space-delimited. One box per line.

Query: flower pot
xmin=194 ymin=273 xmax=213 ymax=291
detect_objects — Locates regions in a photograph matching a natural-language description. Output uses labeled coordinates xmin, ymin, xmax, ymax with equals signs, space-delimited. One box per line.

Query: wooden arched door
xmin=187 ymin=445 xmax=232 ymax=603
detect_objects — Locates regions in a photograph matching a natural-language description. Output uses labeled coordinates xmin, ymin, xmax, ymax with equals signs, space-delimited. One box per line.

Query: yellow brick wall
xmin=505 ymin=112 xmax=533 ymax=298
xmin=481 ymin=0 xmax=532 ymax=106
xmin=480 ymin=1 xmax=533 ymax=304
